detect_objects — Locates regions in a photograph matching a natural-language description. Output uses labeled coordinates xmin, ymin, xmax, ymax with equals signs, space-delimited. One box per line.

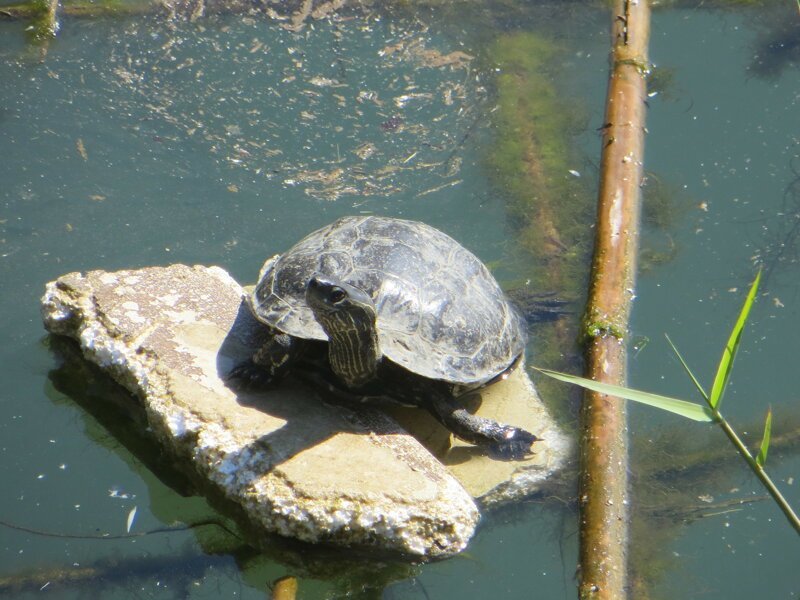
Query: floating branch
xmin=579 ymin=0 xmax=651 ymax=598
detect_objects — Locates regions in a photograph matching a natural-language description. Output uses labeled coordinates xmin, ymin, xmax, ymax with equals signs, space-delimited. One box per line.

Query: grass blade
xmin=534 ymin=367 xmax=715 ymax=422
xmin=756 ymin=408 xmax=773 ymax=467
xmin=708 ymin=270 xmax=761 ymax=410
xmin=664 ymin=334 xmax=709 ymax=402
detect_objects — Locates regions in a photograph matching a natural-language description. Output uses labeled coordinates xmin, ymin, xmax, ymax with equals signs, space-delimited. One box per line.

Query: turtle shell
xmin=250 ymin=216 xmax=527 ymax=385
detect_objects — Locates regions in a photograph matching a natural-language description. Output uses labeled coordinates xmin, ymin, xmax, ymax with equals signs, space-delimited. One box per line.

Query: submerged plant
xmin=483 ymin=32 xmax=596 ymax=424
xmin=538 ymin=270 xmax=800 ymax=534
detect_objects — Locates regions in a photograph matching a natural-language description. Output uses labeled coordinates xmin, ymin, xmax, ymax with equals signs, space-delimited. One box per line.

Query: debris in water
xmin=75 ymin=139 xmax=88 ymax=161
xmin=380 ymin=116 xmax=403 ymax=131
xmin=308 ymin=76 xmax=343 ymax=88
xmin=126 ymin=506 xmax=137 ymax=533
xmin=354 ymin=143 xmax=377 ymax=160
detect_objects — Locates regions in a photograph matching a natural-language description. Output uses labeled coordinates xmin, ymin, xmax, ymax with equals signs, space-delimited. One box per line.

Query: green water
xmin=1 ymin=2 xmax=798 ymax=598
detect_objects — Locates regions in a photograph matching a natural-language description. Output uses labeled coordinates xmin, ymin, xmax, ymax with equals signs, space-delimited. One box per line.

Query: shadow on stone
xmin=216 ymin=297 xmax=453 ymax=470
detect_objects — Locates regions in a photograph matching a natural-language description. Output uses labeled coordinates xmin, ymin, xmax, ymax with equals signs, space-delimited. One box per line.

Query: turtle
xmin=232 ymin=216 xmax=539 ymax=459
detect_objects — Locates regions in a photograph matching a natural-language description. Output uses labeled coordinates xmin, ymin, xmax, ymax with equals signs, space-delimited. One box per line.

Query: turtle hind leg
xmin=428 ymin=393 xmax=539 ymax=460
xmin=228 ymin=333 xmax=304 ymax=387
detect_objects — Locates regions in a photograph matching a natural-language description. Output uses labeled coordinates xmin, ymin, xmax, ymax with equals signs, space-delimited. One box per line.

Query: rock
xmin=41 ymin=265 xmax=479 ymax=557
xmin=41 ymin=264 xmax=571 ymax=556
xmin=441 ymin=364 xmax=572 ymax=506
xmin=379 ymin=366 xmax=572 ymax=506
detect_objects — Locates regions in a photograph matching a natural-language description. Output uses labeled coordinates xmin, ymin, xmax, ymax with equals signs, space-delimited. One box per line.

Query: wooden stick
xmin=578 ymin=1 xmax=651 ymax=598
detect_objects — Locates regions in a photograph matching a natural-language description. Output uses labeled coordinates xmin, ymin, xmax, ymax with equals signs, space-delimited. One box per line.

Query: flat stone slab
xmin=41 ymin=264 xmax=570 ymax=557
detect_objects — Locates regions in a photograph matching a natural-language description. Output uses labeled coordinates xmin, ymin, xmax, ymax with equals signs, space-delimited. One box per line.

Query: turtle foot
xmin=427 ymin=394 xmax=540 ymax=461
xmin=488 ymin=428 xmax=539 ymax=461
xmin=226 ymin=360 xmax=275 ymax=388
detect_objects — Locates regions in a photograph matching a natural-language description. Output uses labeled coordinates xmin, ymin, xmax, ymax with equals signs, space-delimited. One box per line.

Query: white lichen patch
xmin=41 ymin=282 xmax=74 ymax=324
xmin=205 ymin=265 xmax=241 ymax=290
xmin=164 ymin=310 xmax=201 ymax=324
xmin=156 ymin=293 xmax=182 ymax=307
xmin=163 ymin=407 xmax=202 ymax=439
xmin=124 ymin=311 xmax=147 ymax=325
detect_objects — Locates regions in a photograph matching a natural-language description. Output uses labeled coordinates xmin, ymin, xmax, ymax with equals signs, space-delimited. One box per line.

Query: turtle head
xmin=305 ymin=275 xmax=381 ymax=388
xmin=305 ymin=276 xmax=374 ymax=317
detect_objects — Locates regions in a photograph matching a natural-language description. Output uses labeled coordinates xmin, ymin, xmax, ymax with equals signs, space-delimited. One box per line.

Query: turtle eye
xmin=329 ymin=288 xmax=347 ymax=304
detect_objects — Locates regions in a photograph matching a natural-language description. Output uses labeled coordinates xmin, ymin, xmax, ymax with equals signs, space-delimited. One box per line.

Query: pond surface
xmin=1 ymin=2 xmax=798 ymax=598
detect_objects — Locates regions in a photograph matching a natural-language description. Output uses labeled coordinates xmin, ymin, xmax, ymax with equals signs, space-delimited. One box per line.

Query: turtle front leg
xmin=428 ymin=393 xmax=539 ymax=460
xmin=228 ymin=333 xmax=303 ymax=387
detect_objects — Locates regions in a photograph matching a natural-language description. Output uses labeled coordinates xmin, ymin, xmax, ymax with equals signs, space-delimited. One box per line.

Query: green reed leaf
xmin=708 ymin=270 xmax=761 ymax=410
xmin=534 ymin=368 xmax=715 ymax=422
xmin=665 ymin=334 xmax=709 ymax=402
xmin=756 ymin=407 xmax=773 ymax=468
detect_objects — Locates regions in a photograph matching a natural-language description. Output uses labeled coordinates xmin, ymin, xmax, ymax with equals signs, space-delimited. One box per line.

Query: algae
xmin=484 ymin=31 xmax=595 ymax=421
xmin=638 ymin=173 xmax=689 ymax=272
xmin=0 ymin=0 xmax=150 ymax=37
xmin=646 ymin=65 xmax=679 ymax=102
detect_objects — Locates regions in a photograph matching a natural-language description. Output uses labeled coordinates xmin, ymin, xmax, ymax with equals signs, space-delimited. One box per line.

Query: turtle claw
xmin=226 ymin=360 xmax=275 ymax=388
xmin=489 ymin=428 xmax=540 ymax=461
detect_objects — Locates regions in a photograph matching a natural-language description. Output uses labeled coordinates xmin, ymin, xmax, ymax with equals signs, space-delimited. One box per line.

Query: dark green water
xmin=1 ymin=2 xmax=798 ymax=598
